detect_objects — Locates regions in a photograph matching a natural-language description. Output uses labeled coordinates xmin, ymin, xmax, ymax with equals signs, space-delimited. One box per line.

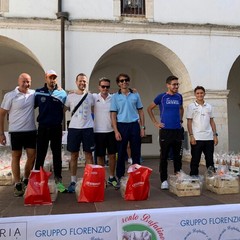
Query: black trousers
xmin=116 ymin=122 xmax=141 ymax=179
xmin=190 ymin=140 xmax=214 ymax=176
xmin=159 ymin=128 xmax=183 ymax=182
xmin=35 ymin=125 xmax=63 ymax=180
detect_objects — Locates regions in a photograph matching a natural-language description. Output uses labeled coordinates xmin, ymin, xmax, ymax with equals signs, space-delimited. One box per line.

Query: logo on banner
xmin=219 ymin=225 xmax=240 ymax=240
xmin=120 ymin=213 xmax=164 ymax=240
xmin=0 ymin=222 xmax=27 ymax=240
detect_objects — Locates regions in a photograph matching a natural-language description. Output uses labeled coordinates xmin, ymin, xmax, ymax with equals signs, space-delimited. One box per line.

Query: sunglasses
xmin=119 ymin=78 xmax=130 ymax=83
xmin=100 ymin=85 xmax=110 ymax=89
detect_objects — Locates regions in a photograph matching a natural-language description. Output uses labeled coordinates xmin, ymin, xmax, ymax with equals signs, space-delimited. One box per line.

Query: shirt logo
xmin=166 ymin=98 xmax=179 ymax=104
xmin=40 ymin=96 xmax=46 ymax=103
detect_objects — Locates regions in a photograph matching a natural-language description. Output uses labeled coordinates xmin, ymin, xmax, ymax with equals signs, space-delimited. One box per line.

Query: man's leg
xmin=203 ymin=140 xmax=214 ymax=170
xmin=50 ymin=126 xmax=63 ymax=181
xmin=190 ymin=141 xmax=203 ymax=176
xmin=35 ymin=127 xmax=49 ymax=170
xmin=11 ymin=150 xmax=22 ymax=183
xmin=108 ymin=154 xmax=116 ymax=177
xmin=85 ymin=151 xmax=93 ymax=164
xmin=116 ymin=123 xmax=129 ymax=180
xmin=159 ymin=129 xmax=171 ymax=183
xmin=24 ymin=148 xmax=36 ymax=180
xmin=129 ymin=122 xmax=141 ymax=165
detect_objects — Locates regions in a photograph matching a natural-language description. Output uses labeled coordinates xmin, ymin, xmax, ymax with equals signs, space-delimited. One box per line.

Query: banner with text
xmin=0 ymin=204 xmax=240 ymax=240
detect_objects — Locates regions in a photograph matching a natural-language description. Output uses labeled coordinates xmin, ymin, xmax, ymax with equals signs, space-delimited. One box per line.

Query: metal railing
xmin=121 ymin=0 xmax=145 ymax=16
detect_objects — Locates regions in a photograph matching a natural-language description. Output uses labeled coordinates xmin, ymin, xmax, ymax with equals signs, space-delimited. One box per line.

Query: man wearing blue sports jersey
xmin=147 ymin=75 xmax=184 ymax=190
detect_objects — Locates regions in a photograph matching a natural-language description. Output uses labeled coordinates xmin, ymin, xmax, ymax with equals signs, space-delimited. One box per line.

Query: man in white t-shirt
xmin=0 ymin=73 xmax=36 ymax=197
xmin=65 ymin=73 xmax=95 ymax=192
xmin=93 ymin=77 xmax=118 ymax=189
xmin=186 ymin=86 xmax=218 ymax=176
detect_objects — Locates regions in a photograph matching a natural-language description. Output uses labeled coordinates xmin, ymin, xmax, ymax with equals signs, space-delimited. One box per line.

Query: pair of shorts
xmin=67 ymin=128 xmax=95 ymax=153
xmin=9 ymin=131 xmax=37 ymax=151
xmin=95 ymin=131 xmax=117 ymax=157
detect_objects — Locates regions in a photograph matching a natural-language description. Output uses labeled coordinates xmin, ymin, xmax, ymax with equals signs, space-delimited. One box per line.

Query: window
xmin=121 ymin=0 xmax=145 ymax=16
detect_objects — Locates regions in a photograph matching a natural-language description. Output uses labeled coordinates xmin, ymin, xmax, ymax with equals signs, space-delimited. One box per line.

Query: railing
xmin=121 ymin=0 xmax=145 ymax=16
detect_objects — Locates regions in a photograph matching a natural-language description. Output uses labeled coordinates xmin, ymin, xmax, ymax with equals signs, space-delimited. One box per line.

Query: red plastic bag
xmin=24 ymin=167 xmax=52 ymax=206
xmin=125 ymin=164 xmax=152 ymax=201
xmin=78 ymin=164 xmax=105 ymax=202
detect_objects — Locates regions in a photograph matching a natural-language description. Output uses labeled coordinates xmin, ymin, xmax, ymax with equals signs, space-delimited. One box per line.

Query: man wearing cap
xmin=0 ymin=73 xmax=36 ymax=197
xmin=34 ymin=70 xmax=67 ymax=192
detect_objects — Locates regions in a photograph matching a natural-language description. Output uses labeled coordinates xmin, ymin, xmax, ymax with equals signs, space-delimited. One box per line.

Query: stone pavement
xmin=0 ymin=158 xmax=239 ymax=218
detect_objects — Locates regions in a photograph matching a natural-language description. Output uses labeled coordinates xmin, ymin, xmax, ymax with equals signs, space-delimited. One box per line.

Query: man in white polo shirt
xmin=0 ymin=73 xmax=36 ymax=197
xmin=186 ymin=86 xmax=218 ymax=176
xmin=93 ymin=77 xmax=118 ymax=189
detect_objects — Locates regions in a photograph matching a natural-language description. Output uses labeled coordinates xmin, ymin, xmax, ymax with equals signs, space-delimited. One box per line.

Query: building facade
xmin=0 ymin=0 xmax=240 ymax=156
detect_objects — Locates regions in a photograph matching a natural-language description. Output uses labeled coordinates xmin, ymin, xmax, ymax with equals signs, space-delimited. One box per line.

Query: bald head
xmin=18 ymin=73 xmax=32 ymax=93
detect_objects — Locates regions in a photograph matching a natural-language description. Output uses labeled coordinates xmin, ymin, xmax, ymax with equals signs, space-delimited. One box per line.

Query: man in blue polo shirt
xmin=147 ymin=75 xmax=184 ymax=190
xmin=34 ymin=70 xmax=67 ymax=192
xmin=110 ymin=73 xmax=145 ymax=183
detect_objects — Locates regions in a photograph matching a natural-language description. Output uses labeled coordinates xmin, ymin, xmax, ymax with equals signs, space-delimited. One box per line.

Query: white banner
xmin=0 ymin=204 xmax=240 ymax=240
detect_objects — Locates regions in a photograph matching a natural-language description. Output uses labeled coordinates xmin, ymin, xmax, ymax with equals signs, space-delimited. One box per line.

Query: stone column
xmin=182 ymin=89 xmax=230 ymax=153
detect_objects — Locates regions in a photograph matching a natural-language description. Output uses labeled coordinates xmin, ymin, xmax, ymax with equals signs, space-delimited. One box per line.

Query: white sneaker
xmin=128 ymin=158 xmax=133 ymax=164
xmin=161 ymin=180 xmax=169 ymax=190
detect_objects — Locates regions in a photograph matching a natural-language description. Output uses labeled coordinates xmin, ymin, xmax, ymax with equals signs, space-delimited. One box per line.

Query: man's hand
xmin=0 ymin=134 xmax=6 ymax=146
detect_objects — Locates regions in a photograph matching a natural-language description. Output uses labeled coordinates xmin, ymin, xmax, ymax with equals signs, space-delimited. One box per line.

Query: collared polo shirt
xmin=93 ymin=93 xmax=113 ymax=132
xmin=186 ymin=101 xmax=214 ymax=140
xmin=110 ymin=90 xmax=143 ymax=123
xmin=1 ymin=87 xmax=36 ymax=132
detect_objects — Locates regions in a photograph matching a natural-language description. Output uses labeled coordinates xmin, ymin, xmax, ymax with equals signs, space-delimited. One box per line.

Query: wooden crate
xmin=0 ymin=169 xmax=13 ymax=186
xmin=169 ymin=176 xmax=201 ymax=197
xmin=206 ymin=176 xmax=239 ymax=194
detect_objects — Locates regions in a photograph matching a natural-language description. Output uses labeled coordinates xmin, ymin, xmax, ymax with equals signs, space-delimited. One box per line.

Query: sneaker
xmin=128 ymin=158 xmax=133 ymax=164
xmin=108 ymin=177 xmax=120 ymax=189
xmin=161 ymin=180 xmax=169 ymax=190
xmin=56 ymin=182 xmax=68 ymax=193
xmin=22 ymin=179 xmax=29 ymax=192
xmin=14 ymin=182 xmax=24 ymax=197
xmin=67 ymin=182 xmax=76 ymax=193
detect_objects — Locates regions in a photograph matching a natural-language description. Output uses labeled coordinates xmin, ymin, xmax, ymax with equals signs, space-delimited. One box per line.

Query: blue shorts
xmin=67 ymin=128 xmax=95 ymax=153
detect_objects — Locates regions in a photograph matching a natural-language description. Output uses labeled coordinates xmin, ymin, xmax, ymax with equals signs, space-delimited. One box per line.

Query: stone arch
xmin=0 ymin=35 xmax=44 ymax=92
xmin=227 ymin=55 xmax=240 ymax=152
xmin=89 ymin=39 xmax=191 ymax=156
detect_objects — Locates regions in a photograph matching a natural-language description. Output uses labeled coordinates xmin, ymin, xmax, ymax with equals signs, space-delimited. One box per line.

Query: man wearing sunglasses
xmin=147 ymin=75 xmax=184 ymax=190
xmin=110 ymin=73 xmax=145 ymax=183
xmin=93 ymin=77 xmax=118 ymax=189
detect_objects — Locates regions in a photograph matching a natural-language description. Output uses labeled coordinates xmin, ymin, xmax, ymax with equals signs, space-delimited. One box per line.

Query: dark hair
xmin=76 ymin=73 xmax=87 ymax=81
xmin=116 ymin=73 xmax=130 ymax=83
xmin=99 ymin=77 xmax=110 ymax=85
xmin=194 ymin=86 xmax=205 ymax=93
xmin=166 ymin=75 xmax=178 ymax=84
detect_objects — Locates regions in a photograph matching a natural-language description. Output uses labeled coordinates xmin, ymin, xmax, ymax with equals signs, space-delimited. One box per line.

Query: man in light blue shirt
xmin=110 ymin=73 xmax=145 ymax=182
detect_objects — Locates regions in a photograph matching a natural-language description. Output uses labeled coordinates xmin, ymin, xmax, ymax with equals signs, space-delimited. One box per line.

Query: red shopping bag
xmin=24 ymin=167 xmax=52 ymax=206
xmin=78 ymin=164 xmax=105 ymax=202
xmin=125 ymin=164 xmax=152 ymax=201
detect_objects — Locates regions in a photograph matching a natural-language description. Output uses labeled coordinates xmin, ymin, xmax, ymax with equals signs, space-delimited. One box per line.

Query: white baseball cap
xmin=45 ymin=70 xmax=57 ymax=77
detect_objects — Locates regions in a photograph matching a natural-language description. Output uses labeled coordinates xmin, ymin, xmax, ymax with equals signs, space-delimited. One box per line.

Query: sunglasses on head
xmin=100 ymin=85 xmax=110 ymax=89
xmin=119 ymin=78 xmax=130 ymax=83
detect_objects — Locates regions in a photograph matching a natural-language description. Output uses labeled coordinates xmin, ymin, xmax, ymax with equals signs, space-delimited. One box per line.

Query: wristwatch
xmin=213 ymin=133 xmax=218 ymax=137
xmin=141 ymin=126 xmax=146 ymax=130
